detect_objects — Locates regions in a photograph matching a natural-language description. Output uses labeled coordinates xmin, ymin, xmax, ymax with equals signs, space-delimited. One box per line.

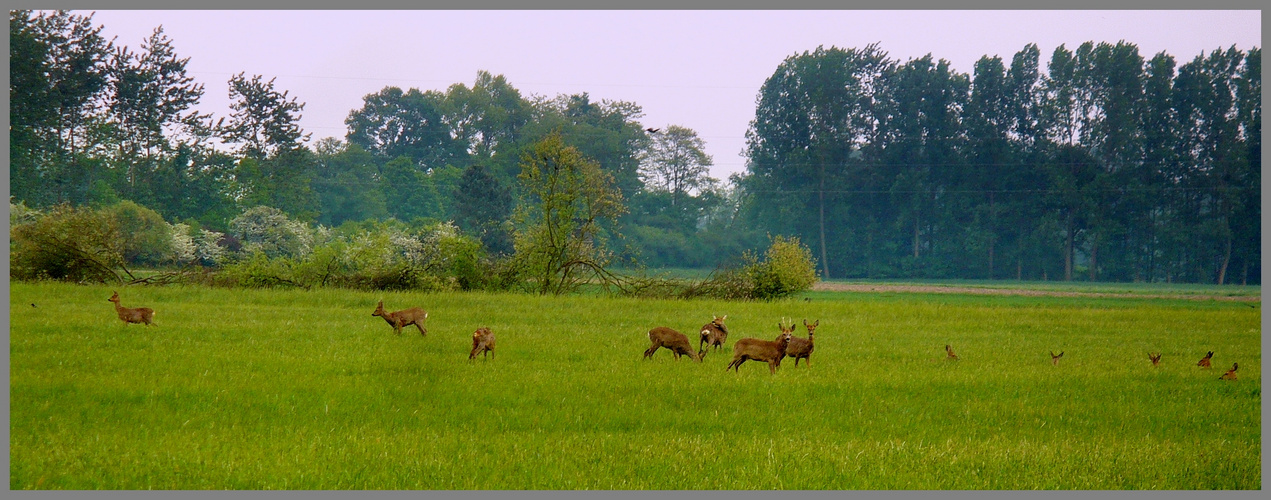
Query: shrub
xmin=228 ymin=206 xmax=314 ymax=259
xmin=10 ymin=203 xmax=125 ymax=283
xmin=744 ymin=235 xmax=819 ymax=300
xmin=102 ymin=201 xmax=174 ymax=267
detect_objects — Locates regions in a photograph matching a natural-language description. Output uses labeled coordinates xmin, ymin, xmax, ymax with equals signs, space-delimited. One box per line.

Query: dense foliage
xmin=744 ymin=43 xmax=1260 ymax=284
xmin=9 ymin=11 xmax=1260 ymax=285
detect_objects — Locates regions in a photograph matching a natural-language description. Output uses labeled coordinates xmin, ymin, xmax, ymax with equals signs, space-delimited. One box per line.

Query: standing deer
xmin=108 ymin=291 xmax=155 ymax=326
xmin=469 ymin=327 xmax=496 ymax=361
xmin=785 ymin=319 xmax=818 ymax=367
xmin=1148 ymin=352 xmax=1162 ymax=367
xmin=945 ymin=344 xmax=960 ymax=361
xmin=1219 ymin=362 xmax=1238 ymax=380
xmin=726 ymin=320 xmax=794 ymax=374
xmin=1197 ymin=351 xmax=1213 ymax=369
xmin=699 ymin=315 xmax=728 ymax=352
xmin=1050 ymin=351 xmax=1064 ymax=366
xmin=371 ymin=301 xmax=428 ymax=336
xmin=644 ymin=327 xmax=706 ymax=362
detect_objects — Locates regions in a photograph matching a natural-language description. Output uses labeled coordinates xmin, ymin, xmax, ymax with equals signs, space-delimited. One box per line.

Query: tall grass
xmin=9 ymin=282 xmax=1260 ymax=489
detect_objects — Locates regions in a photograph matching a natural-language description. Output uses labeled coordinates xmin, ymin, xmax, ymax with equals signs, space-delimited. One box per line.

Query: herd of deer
xmin=105 ymin=291 xmax=1241 ymax=379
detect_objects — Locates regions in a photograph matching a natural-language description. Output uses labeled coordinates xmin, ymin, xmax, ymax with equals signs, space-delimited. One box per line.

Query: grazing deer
xmin=785 ymin=319 xmax=818 ymax=367
xmin=1050 ymin=351 xmax=1064 ymax=366
xmin=1148 ymin=352 xmax=1162 ymax=367
xmin=644 ymin=327 xmax=706 ymax=362
xmin=726 ymin=320 xmax=794 ymax=374
xmin=469 ymin=327 xmax=496 ymax=361
xmin=945 ymin=344 xmax=960 ymax=361
xmin=1219 ymin=362 xmax=1238 ymax=380
xmin=1197 ymin=351 xmax=1213 ymax=369
xmin=371 ymin=301 xmax=428 ymax=336
xmin=108 ymin=291 xmax=154 ymax=326
xmin=699 ymin=315 xmax=729 ymax=352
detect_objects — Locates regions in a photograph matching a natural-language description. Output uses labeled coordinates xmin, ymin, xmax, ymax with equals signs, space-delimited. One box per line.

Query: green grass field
xmin=8 ymin=281 xmax=1261 ymax=489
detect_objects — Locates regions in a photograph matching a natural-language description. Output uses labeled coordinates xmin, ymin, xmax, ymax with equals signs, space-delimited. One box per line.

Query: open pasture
xmin=9 ymin=281 xmax=1261 ymax=489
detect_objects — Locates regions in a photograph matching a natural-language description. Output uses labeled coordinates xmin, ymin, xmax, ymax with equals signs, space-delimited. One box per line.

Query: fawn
xmin=1197 ymin=351 xmax=1213 ymax=369
xmin=1148 ymin=352 xmax=1162 ymax=367
xmin=699 ymin=315 xmax=729 ymax=352
xmin=108 ymin=291 xmax=155 ymax=326
xmin=371 ymin=301 xmax=428 ymax=336
xmin=726 ymin=320 xmax=794 ymax=374
xmin=645 ymin=327 xmax=706 ymax=362
xmin=1219 ymin=363 xmax=1238 ymax=380
xmin=469 ymin=327 xmax=496 ymax=361
xmin=784 ymin=319 xmax=818 ymax=367
xmin=1050 ymin=351 xmax=1064 ymax=366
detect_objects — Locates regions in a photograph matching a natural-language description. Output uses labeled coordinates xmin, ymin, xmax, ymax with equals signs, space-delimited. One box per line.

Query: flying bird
xmin=645 ymin=127 xmax=660 ymax=134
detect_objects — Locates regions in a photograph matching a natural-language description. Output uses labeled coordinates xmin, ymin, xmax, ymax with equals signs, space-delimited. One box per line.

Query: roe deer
xmin=699 ymin=315 xmax=729 ymax=352
xmin=469 ymin=327 xmax=496 ymax=361
xmin=1219 ymin=362 xmax=1238 ymax=380
xmin=1050 ymin=351 xmax=1064 ymax=366
xmin=726 ymin=320 xmax=794 ymax=374
xmin=1148 ymin=352 xmax=1162 ymax=367
xmin=108 ymin=291 xmax=154 ymax=326
xmin=784 ymin=319 xmax=818 ymax=367
xmin=372 ymin=301 xmax=428 ymax=336
xmin=1197 ymin=351 xmax=1213 ymax=369
xmin=945 ymin=344 xmax=960 ymax=361
xmin=644 ymin=327 xmax=706 ymax=362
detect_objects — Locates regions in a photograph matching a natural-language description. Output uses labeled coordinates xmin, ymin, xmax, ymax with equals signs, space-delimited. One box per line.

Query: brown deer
xmin=699 ymin=315 xmax=728 ymax=352
xmin=108 ymin=291 xmax=154 ymax=326
xmin=1050 ymin=351 xmax=1064 ymax=366
xmin=1148 ymin=352 xmax=1162 ymax=367
xmin=1197 ymin=351 xmax=1213 ymax=369
xmin=726 ymin=320 xmax=794 ymax=374
xmin=644 ymin=327 xmax=706 ymax=362
xmin=469 ymin=327 xmax=495 ymax=361
xmin=945 ymin=344 xmax=960 ymax=361
xmin=785 ymin=319 xmax=818 ymax=367
xmin=1219 ymin=362 xmax=1238 ymax=380
xmin=371 ymin=301 xmax=428 ymax=336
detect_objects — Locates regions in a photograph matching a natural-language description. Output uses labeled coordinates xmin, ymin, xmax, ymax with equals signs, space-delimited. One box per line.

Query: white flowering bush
xmin=229 ymin=206 xmax=314 ymax=259
xmin=168 ymin=223 xmax=198 ymax=265
xmin=195 ymin=229 xmax=226 ymax=266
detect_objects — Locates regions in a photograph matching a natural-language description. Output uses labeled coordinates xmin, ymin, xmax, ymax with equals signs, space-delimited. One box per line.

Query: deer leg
xmin=644 ymin=344 xmax=659 ymax=359
xmin=414 ymin=322 xmax=426 ymax=336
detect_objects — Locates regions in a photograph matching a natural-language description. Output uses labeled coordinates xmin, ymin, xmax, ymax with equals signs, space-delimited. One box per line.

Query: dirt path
xmin=811 ymin=282 xmax=1261 ymax=302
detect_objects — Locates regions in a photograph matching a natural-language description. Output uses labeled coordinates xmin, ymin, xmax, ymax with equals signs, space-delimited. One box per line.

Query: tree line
xmin=743 ymin=42 xmax=1259 ymax=285
xmin=9 ymin=11 xmax=1261 ymax=285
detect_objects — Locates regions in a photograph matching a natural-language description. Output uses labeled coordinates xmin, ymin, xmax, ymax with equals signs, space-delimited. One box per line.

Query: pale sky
xmin=81 ymin=10 xmax=1261 ymax=182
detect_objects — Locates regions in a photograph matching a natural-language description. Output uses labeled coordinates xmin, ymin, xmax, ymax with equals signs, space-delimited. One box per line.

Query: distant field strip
xmin=814 ymin=281 xmax=1261 ymax=302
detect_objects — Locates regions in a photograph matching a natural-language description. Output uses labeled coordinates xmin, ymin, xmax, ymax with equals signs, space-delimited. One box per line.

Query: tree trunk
xmin=1064 ymin=214 xmax=1074 ymax=281
xmin=1217 ymin=236 xmax=1232 ymax=285
xmin=987 ymin=192 xmax=995 ymax=280
xmin=1089 ymin=237 xmax=1098 ymax=282
xmin=818 ymin=170 xmax=830 ymax=279
xmin=913 ymin=213 xmax=921 ymax=259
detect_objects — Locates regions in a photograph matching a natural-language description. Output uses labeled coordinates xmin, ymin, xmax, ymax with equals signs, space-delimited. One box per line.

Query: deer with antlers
xmin=108 ymin=291 xmax=155 ymax=326
xmin=726 ymin=320 xmax=794 ymax=374
xmin=784 ymin=319 xmax=818 ymax=367
xmin=699 ymin=315 xmax=728 ymax=352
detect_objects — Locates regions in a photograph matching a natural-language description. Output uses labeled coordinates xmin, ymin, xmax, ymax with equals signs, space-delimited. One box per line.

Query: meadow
xmin=8 ymin=281 xmax=1261 ymax=489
